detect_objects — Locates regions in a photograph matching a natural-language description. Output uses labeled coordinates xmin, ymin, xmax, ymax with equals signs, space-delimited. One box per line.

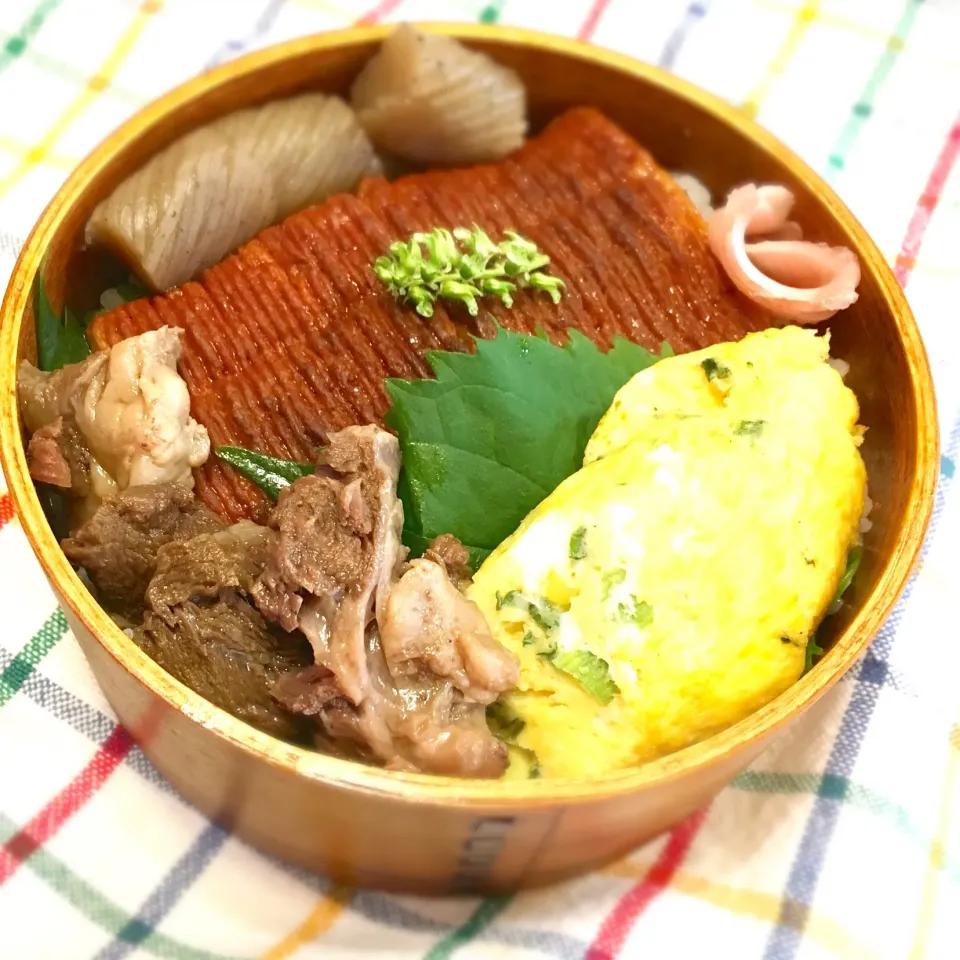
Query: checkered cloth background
xmin=0 ymin=0 xmax=957 ymax=957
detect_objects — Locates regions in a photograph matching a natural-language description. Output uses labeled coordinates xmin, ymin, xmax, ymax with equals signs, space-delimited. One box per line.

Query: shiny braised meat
xmin=18 ymin=329 xmax=210 ymax=502
xmin=18 ymin=352 xmax=107 ymax=433
xmin=258 ymin=425 xmax=518 ymax=777
xmin=253 ymin=425 xmax=405 ymax=704
xmin=273 ymin=628 xmax=514 ymax=778
xmin=62 ymin=483 xmax=224 ymax=614
xmin=137 ymin=598 xmax=312 ymax=741
xmin=380 ymin=558 xmax=517 ymax=704
xmin=423 ymin=533 xmax=473 ymax=589
xmin=25 ymin=417 xmax=91 ymax=493
xmin=19 ymin=353 xmax=106 ymax=497
xmin=136 ymin=516 xmax=311 ymax=740
xmin=146 ymin=520 xmax=276 ymax=623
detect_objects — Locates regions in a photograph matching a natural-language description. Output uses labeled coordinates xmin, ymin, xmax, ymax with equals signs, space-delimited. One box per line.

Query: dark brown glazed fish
xmin=88 ymin=107 xmax=770 ymax=522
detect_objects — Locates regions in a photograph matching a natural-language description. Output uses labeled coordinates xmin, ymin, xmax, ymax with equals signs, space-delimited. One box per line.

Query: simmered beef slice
xmin=138 ymin=515 xmax=308 ymax=740
xmin=18 ymin=355 xmax=106 ymax=496
xmin=146 ymin=520 xmax=276 ymax=623
xmin=88 ymin=107 xmax=771 ymax=523
xmin=272 ymin=633 xmax=512 ymax=778
xmin=26 ymin=417 xmax=90 ymax=493
xmin=62 ymin=483 xmax=224 ymax=614
xmin=252 ymin=474 xmax=367 ymax=630
xmin=256 ymin=425 xmax=518 ymax=777
xmin=136 ymin=598 xmax=312 ymax=741
xmin=272 ymin=664 xmax=342 ymax=717
xmin=379 ymin=558 xmax=517 ymax=704
xmin=424 ymin=533 xmax=473 ymax=588
xmin=252 ymin=425 xmax=405 ymax=706
xmin=17 ymin=352 xmax=107 ymax=433
xmin=381 ymin=688 xmax=511 ymax=778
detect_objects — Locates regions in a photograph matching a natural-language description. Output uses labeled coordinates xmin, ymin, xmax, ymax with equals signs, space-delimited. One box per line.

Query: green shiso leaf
xmin=385 ymin=325 xmax=669 ymax=570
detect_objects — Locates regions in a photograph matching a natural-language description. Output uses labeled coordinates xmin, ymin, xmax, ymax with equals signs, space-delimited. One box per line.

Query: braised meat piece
xmin=25 ymin=417 xmax=91 ymax=493
xmin=272 ymin=665 xmax=342 ymax=717
xmin=61 ymin=483 xmax=224 ymax=614
xmin=18 ymin=328 xmax=209 ymax=499
xmin=379 ymin=558 xmax=517 ymax=703
xmin=136 ymin=513 xmax=310 ymax=740
xmin=253 ymin=425 xmax=405 ymax=705
xmin=256 ymin=424 xmax=518 ymax=777
xmin=136 ymin=598 xmax=312 ymax=741
xmin=424 ymin=533 xmax=473 ymax=588
xmin=272 ymin=632 xmax=511 ymax=778
xmin=19 ymin=354 xmax=106 ymax=497
xmin=146 ymin=520 xmax=276 ymax=623
xmin=17 ymin=352 xmax=107 ymax=433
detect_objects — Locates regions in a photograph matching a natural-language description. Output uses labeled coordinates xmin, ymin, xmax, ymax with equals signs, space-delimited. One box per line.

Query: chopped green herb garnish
xmin=374 ymin=226 xmax=565 ymax=318
xmin=617 ymin=595 xmax=654 ymax=628
xmin=734 ymin=419 xmax=766 ymax=437
xmin=215 ymin=447 xmax=314 ymax=500
xmin=521 ymin=631 xmax=535 ymax=647
xmin=701 ymin=357 xmax=731 ymax=381
xmin=528 ymin=597 xmax=561 ymax=634
xmin=486 ymin=700 xmax=526 ymax=742
xmin=536 ymin=639 xmax=559 ymax=659
xmin=385 ymin=326 xmax=670 ymax=569
xmin=569 ymin=526 xmax=588 ymax=560
xmin=496 ymin=589 xmax=522 ymax=611
xmin=495 ymin=591 xmax=560 ymax=637
xmin=509 ymin=744 xmax=543 ymax=778
xmin=602 ymin=568 xmax=626 ymax=600
xmin=552 ymin=650 xmax=620 ymax=704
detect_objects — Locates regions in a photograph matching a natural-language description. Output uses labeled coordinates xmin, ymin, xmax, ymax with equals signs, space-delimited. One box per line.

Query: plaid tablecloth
xmin=0 ymin=0 xmax=958 ymax=957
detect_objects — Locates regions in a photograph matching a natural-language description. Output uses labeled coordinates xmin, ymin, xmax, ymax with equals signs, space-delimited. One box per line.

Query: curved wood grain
xmin=0 ymin=23 xmax=939 ymax=894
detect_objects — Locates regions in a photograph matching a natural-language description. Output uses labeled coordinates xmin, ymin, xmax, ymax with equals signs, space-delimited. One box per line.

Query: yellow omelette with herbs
xmin=468 ymin=326 xmax=867 ymax=779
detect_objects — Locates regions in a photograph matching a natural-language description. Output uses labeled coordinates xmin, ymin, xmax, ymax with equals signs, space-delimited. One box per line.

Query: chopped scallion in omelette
xmin=469 ymin=326 xmax=867 ymax=779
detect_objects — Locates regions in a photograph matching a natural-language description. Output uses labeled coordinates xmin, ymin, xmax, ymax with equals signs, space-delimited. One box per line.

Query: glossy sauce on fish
xmin=89 ymin=108 xmax=772 ymax=522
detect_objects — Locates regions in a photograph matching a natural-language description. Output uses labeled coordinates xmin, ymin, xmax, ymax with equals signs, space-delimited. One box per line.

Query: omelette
xmin=468 ymin=326 xmax=867 ymax=780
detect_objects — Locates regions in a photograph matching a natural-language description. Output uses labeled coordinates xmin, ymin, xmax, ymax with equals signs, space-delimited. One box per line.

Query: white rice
xmin=670 ymin=171 xmax=713 ymax=219
xmin=99 ymin=287 xmax=128 ymax=311
xmin=828 ymin=357 xmax=851 ymax=379
xmin=860 ymin=490 xmax=874 ymax=535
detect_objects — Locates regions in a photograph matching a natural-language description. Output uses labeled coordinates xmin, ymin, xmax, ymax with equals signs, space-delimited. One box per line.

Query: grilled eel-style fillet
xmin=89 ymin=107 xmax=772 ymax=522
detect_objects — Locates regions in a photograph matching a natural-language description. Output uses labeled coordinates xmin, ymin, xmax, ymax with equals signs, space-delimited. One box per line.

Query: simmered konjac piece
xmin=88 ymin=107 xmax=773 ymax=523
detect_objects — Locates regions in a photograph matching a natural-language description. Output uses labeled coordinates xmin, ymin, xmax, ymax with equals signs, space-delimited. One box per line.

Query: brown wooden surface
xmin=0 ymin=23 xmax=940 ymax=894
